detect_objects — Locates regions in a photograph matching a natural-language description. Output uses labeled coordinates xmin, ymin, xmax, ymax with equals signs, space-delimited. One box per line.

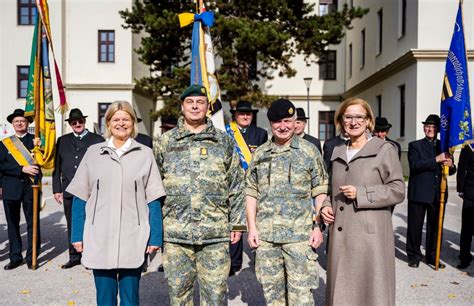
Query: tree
xmin=120 ymin=0 xmax=368 ymax=120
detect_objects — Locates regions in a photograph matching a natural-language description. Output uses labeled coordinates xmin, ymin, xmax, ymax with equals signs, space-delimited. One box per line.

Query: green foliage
xmin=120 ymin=0 xmax=368 ymax=119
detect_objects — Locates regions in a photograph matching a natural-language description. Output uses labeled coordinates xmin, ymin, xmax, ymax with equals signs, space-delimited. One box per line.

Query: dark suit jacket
xmin=407 ymin=138 xmax=456 ymax=204
xmin=323 ymin=135 xmax=346 ymax=172
xmin=386 ymin=137 xmax=402 ymax=160
xmin=0 ymin=133 xmax=39 ymax=201
xmin=457 ymin=143 xmax=474 ymax=202
xmin=240 ymin=125 xmax=268 ymax=153
xmin=135 ymin=133 xmax=153 ymax=149
xmin=52 ymin=131 xmax=104 ymax=198
xmin=302 ymin=134 xmax=322 ymax=153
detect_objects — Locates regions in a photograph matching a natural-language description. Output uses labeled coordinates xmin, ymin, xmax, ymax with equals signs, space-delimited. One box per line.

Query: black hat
xmin=65 ymin=108 xmax=88 ymax=122
xmin=422 ymin=114 xmax=440 ymax=127
xmin=230 ymin=100 xmax=258 ymax=113
xmin=180 ymin=84 xmax=208 ymax=101
xmin=267 ymin=99 xmax=296 ymax=121
xmin=374 ymin=117 xmax=392 ymax=131
xmin=7 ymin=109 xmax=32 ymax=123
xmin=296 ymin=108 xmax=309 ymax=120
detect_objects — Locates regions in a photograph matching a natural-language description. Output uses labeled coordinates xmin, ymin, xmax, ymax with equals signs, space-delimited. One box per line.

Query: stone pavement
xmin=0 ymin=181 xmax=473 ymax=305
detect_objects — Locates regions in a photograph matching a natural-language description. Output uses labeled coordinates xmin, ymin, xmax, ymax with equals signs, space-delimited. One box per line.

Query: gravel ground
xmin=0 ymin=180 xmax=472 ymax=305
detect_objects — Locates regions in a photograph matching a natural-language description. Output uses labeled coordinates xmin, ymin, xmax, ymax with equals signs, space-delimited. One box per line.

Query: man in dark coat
xmin=295 ymin=108 xmax=322 ymax=153
xmin=373 ymin=117 xmax=402 ymax=159
xmin=0 ymin=109 xmax=41 ymax=270
xmin=52 ymin=108 xmax=104 ymax=269
xmin=322 ymin=135 xmax=346 ymax=173
xmin=456 ymin=140 xmax=474 ymax=269
xmin=227 ymin=100 xmax=268 ymax=276
xmin=406 ymin=114 xmax=456 ymax=268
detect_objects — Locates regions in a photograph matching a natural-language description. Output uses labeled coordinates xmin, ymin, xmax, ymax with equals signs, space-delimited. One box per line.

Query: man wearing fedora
xmin=0 ymin=109 xmax=41 ymax=270
xmin=227 ymin=100 xmax=267 ymax=276
xmin=406 ymin=114 xmax=456 ymax=268
xmin=295 ymin=108 xmax=322 ymax=153
xmin=373 ymin=117 xmax=401 ymax=159
xmin=52 ymin=108 xmax=104 ymax=269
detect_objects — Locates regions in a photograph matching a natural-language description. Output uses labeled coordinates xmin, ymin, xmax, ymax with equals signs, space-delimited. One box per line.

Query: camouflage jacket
xmin=246 ymin=135 xmax=329 ymax=243
xmin=157 ymin=117 xmax=246 ymax=245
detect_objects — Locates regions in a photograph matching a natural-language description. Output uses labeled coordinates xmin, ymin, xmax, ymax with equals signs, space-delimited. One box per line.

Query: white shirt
xmin=107 ymin=137 xmax=132 ymax=158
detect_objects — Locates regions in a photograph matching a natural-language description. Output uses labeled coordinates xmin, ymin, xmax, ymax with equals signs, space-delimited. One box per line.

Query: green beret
xmin=180 ymin=84 xmax=208 ymax=101
xmin=267 ymin=99 xmax=296 ymax=121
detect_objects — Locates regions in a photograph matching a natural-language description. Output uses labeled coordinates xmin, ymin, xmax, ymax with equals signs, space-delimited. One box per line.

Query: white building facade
xmin=1 ymin=0 xmax=473 ymax=169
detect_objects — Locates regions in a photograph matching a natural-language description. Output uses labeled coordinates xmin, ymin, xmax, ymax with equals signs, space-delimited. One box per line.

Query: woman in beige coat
xmin=67 ymin=101 xmax=166 ymax=305
xmin=321 ymin=98 xmax=405 ymax=306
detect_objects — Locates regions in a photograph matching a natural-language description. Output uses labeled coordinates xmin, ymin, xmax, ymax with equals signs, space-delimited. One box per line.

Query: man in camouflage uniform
xmin=156 ymin=84 xmax=246 ymax=305
xmin=246 ymin=99 xmax=329 ymax=305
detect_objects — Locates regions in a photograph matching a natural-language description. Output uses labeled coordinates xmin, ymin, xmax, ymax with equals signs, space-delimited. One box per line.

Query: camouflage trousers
xmin=255 ymin=240 xmax=319 ymax=306
xmin=162 ymin=241 xmax=230 ymax=305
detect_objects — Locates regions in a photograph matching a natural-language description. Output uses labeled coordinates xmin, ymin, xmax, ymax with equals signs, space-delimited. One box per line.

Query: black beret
xmin=180 ymin=84 xmax=208 ymax=101
xmin=267 ymin=99 xmax=296 ymax=121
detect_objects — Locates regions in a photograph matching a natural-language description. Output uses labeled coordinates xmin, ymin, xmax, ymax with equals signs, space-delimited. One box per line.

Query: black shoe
xmin=4 ymin=261 xmax=23 ymax=270
xmin=61 ymin=260 xmax=81 ymax=269
xmin=158 ymin=265 xmax=164 ymax=272
xmin=457 ymin=262 xmax=470 ymax=269
xmin=27 ymin=263 xmax=34 ymax=270
xmin=408 ymin=261 xmax=419 ymax=268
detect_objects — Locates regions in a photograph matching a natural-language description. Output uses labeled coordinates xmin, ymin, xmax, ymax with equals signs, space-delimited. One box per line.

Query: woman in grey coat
xmin=67 ymin=101 xmax=166 ymax=305
xmin=321 ymin=98 xmax=405 ymax=306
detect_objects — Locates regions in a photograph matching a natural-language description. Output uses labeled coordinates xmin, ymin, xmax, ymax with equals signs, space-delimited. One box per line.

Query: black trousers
xmin=459 ymin=199 xmax=474 ymax=264
xmin=3 ymin=198 xmax=41 ymax=264
xmin=230 ymin=238 xmax=243 ymax=270
xmin=63 ymin=197 xmax=81 ymax=262
xmin=406 ymin=200 xmax=444 ymax=263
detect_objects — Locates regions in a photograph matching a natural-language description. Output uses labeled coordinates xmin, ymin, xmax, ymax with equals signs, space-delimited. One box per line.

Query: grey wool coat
xmin=66 ymin=140 xmax=166 ymax=269
xmin=322 ymin=137 xmax=405 ymax=306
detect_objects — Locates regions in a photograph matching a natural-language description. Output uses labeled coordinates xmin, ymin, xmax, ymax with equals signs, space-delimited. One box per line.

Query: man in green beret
xmin=156 ymin=84 xmax=246 ymax=304
xmin=246 ymin=98 xmax=328 ymax=304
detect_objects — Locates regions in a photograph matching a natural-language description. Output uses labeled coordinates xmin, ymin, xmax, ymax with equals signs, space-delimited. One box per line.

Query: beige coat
xmin=66 ymin=140 xmax=166 ymax=269
xmin=322 ymin=137 xmax=405 ymax=306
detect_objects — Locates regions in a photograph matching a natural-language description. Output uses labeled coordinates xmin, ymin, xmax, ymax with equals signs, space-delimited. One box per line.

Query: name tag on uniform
xmin=169 ymin=146 xmax=187 ymax=152
xmin=200 ymin=148 xmax=208 ymax=156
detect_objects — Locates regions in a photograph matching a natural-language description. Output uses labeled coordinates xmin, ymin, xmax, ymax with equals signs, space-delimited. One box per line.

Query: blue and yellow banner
xmin=439 ymin=1 xmax=472 ymax=153
xmin=179 ymin=2 xmax=225 ymax=130
xmin=1 ymin=135 xmax=35 ymax=168
xmin=225 ymin=122 xmax=252 ymax=170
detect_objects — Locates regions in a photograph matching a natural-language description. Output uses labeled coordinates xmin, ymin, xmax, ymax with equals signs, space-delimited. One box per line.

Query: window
xmin=319 ymin=111 xmax=336 ymax=141
xmin=17 ymin=66 xmax=29 ymax=99
xmin=98 ymin=30 xmax=115 ymax=63
xmin=361 ymin=29 xmax=365 ymax=68
xmin=376 ymin=95 xmax=382 ymax=117
xmin=398 ymin=0 xmax=407 ymax=38
xmin=18 ymin=0 xmax=37 ymax=25
xmin=319 ymin=51 xmax=337 ymax=80
xmin=348 ymin=44 xmax=353 ymax=78
xmin=319 ymin=0 xmax=337 ymax=16
xmin=399 ymin=85 xmax=405 ymax=137
xmin=98 ymin=103 xmax=111 ymax=134
xmin=377 ymin=9 xmax=383 ymax=54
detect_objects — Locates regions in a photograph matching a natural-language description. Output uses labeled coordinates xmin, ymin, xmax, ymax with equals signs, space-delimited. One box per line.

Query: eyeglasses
xmin=70 ymin=119 xmax=85 ymax=126
xmin=342 ymin=115 xmax=367 ymax=123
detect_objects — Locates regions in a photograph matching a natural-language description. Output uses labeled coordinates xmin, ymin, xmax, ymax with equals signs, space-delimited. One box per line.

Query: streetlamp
xmin=303 ymin=77 xmax=313 ymax=134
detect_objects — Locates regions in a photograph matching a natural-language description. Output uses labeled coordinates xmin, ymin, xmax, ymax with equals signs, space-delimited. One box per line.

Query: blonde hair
xmin=335 ymin=98 xmax=375 ymax=133
xmin=104 ymin=101 xmax=138 ymax=139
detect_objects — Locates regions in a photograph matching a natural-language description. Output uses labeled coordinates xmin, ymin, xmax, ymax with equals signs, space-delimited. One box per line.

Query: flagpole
xmin=435 ymin=165 xmax=448 ymax=270
xmin=31 ymin=16 xmax=43 ymax=271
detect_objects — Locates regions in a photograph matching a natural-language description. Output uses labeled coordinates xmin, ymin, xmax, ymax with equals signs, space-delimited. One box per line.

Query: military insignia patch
xmin=201 ymin=88 xmax=206 ymax=94
xmin=200 ymin=148 xmax=208 ymax=155
xmin=288 ymin=108 xmax=294 ymax=115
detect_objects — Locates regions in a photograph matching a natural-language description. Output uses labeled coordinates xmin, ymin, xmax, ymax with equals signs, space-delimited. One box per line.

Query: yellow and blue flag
xmin=179 ymin=2 xmax=225 ymax=130
xmin=25 ymin=0 xmax=67 ymax=169
xmin=440 ymin=1 xmax=472 ymax=153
